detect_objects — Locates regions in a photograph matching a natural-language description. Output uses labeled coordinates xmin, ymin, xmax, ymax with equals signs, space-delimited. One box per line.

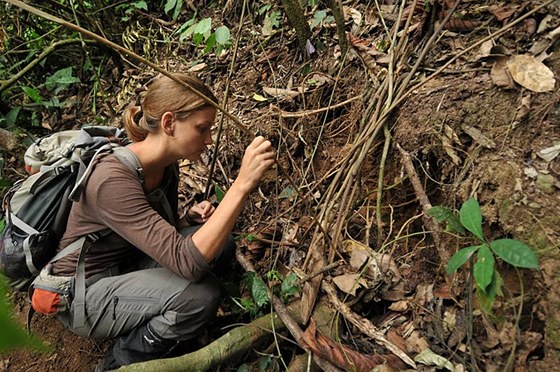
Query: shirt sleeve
xmin=85 ymin=157 xmax=211 ymax=282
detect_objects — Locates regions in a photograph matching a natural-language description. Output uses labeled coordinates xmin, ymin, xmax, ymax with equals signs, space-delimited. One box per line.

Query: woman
xmin=48 ymin=74 xmax=275 ymax=370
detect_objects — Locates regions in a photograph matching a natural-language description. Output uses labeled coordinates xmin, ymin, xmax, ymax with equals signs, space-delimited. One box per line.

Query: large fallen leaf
xmin=300 ymin=319 xmax=406 ymax=371
xmin=537 ymin=143 xmax=560 ymax=162
xmin=332 ymin=273 xmax=368 ymax=296
xmin=414 ymin=348 xmax=454 ymax=371
xmin=506 ymin=55 xmax=555 ymax=92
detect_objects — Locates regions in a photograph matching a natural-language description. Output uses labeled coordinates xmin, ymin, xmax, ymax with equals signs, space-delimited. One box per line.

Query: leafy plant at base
xmin=429 ymin=197 xmax=538 ymax=313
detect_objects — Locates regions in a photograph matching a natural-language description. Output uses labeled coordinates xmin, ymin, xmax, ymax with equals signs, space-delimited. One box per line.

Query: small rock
xmin=535 ymin=174 xmax=556 ymax=193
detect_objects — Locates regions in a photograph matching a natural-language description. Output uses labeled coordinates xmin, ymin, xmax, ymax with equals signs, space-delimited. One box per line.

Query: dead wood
xmin=322 ymin=281 xmax=416 ymax=369
xmin=396 ymin=143 xmax=450 ymax=264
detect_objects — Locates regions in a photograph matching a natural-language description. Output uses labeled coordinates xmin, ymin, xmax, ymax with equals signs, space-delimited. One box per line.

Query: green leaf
xmin=490 ymin=239 xmax=538 ymax=269
xmin=45 ymin=67 xmax=80 ymax=93
xmin=446 ymin=245 xmax=480 ymax=275
xmin=311 ymin=10 xmax=327 ymax=29
xmin=214 ymin=26 xmax=230 ymax=45
xmin=132 ymin=1 xmax=148 ymax=10
xmin=172 ymin=0 xmax=183 ymax=20
xmin=204 ymin=33 xmax=216 ymax=54
xmin=5 ymin=107 xmax=22 ymax=126
xmin=0 ymin=275 xmax=48 ymax=352
xmin=474 ymin=245 xmax=494 ymax=292
xmin=281 ymin=273 xmax=299 ymax=299
xmin=427 ymin=206 xmax=465 ymax=235
xmin=194 ymin=18 xmax=212 ymax=37
xmin=21 ymin=86 xmax=43 ymax=103
xmin=213 ymin=182 xmax=225 ymax=202
xmin=250 ymin=275 xmax=269 ymax=308
xmin=278 ymin=187 xmax=295 ymax=199
xmin=460 ymin=198 xmax=484 ymax=241
xmin=476 ymin=269 xmax=503 ymax=314
xmin=164 ymin=0 xmax=176 ymax=14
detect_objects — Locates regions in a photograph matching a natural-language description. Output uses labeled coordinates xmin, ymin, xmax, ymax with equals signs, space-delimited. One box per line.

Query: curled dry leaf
xmin=332 ymin=273 xmax=368 ymax=296
xmin=342 ymin=240 xmax=402 ymax=284
xmin=300 ymin=319 xmax=406 ymax=371
xmin=506 ymin=54 xmax=555 ymax=92
xmin=262 ymin=86 xmax=304 ymax=99
xmin=414 ymin=348 xmax=454 ymax=371
xmin=490 ymin=56 xmax=515 ymax=89
xmin=514 ymin=94 xmax=532 ymax=122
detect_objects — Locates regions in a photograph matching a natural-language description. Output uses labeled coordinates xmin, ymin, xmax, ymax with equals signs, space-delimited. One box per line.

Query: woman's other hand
xmin=187 ymin=200 xmax=215 ymax=224
xmin=235 ymin=136 xmax=276 ymax=193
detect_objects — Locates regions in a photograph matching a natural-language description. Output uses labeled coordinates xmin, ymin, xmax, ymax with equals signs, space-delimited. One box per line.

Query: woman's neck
xmin=128 ymin=139 xmax=173 ymax=191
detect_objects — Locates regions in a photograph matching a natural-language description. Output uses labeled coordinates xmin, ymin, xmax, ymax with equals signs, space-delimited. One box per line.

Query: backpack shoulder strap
xmin=112 ymin=146 xmax=146 ymax=192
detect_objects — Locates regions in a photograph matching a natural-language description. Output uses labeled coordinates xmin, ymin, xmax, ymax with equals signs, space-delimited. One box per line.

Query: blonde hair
xmin=124 ymin=74 xmax=218 ymax=142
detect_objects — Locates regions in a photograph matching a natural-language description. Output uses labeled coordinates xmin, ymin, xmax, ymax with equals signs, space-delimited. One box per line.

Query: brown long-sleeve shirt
xmin=52 ymin=155 xmax=210 ymax=281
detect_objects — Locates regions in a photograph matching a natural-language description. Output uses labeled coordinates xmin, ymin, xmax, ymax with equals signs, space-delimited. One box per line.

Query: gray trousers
xmin=58 ymin=226 xmax=234 ymax=341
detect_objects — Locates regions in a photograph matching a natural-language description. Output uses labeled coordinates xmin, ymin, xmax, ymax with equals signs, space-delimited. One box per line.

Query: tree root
xmin=118 ymin=297 xmax=334 ymax=372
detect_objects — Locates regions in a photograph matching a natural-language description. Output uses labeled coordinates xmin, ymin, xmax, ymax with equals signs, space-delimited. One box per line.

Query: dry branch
xmin=396 ymin=143 xmax=449 ymax=263
xmin=322 ymin=281 xmax=416 ymax=369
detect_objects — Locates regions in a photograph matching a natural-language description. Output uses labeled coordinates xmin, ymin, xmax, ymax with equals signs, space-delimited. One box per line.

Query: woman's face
xmin=172 ymin=106 xmax=216 ymax=161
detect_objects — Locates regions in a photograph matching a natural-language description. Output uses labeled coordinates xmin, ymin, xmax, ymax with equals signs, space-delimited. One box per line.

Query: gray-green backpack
xmin=0 ymin=126 xmax=142 ymax=291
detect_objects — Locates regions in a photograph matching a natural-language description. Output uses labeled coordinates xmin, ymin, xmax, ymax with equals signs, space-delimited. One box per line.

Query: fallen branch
xmin=322 ymin=281 xmax=416 ymax=369
xmin=396 ymin=143 xmax=449 ymax=263
xmin=273 ymin=95 xmax=361 ymax=118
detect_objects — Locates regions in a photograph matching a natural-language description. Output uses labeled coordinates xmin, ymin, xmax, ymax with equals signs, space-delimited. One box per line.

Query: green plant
xmin=429 ymin=198 xmax=538 ymax=313
xmin=177 ymin=17 xmax=231 ymax=55
xmin=310 ymin=9 xmax=334 ymax=29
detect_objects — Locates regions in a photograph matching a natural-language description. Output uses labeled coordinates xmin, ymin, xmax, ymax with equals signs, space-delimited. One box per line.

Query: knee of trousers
xmin=171 ymin=275 xmax=223 ymax=323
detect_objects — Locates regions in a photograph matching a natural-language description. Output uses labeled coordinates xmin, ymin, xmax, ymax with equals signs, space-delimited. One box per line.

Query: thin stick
xmin=396 ymin=143 xmax=449 ymax=263
xmin=203 ymin=0 xmax=247 ymax=199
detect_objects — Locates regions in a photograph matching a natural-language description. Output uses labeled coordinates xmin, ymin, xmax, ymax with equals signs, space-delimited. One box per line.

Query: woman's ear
xmin=161 ymin=111 xmax=175 ymax=136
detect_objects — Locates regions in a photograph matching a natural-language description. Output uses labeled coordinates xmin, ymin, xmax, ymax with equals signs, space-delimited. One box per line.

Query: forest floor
xmin=1 ymin=0 xmax=560 ymax=371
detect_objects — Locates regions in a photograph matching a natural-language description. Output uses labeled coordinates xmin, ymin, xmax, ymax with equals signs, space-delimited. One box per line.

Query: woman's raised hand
xmin=235 ymin=136 xmax=276 ymax=193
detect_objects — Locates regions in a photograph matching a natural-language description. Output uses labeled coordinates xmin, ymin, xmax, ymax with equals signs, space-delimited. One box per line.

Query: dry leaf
xmin=491 ymin=5 xmax=519 ymax=21
xmin=490 ymin=56 xmax=515 ymax=89
xmin=414 ymin=348 xmax=454 ymax=371
xmin=187 ymin=63 xmax=206 ymax=72
xmin=461 ymin=124 xmax=496 ymax=149
xmin=405 ymin=330 xmax=430 ymax=354
xmin=414 ymin=284 xmax=434 ymax=307
xmin=388 ymin=300 xmax=409 ymax=312
xmin=506 ymin=54 xmax=555 ymax=92
xmin=300 ymin=319 xmax=406 ymax=371
xmin=537 ymin=143 xmax=560 ymax=162
xmin=514 ymin=94 xmax=532 ymax=122
xmin=262 ymin=86 xmax=304 ymax=99
xmin=332 ymin=273 xmax=368 ymax=296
